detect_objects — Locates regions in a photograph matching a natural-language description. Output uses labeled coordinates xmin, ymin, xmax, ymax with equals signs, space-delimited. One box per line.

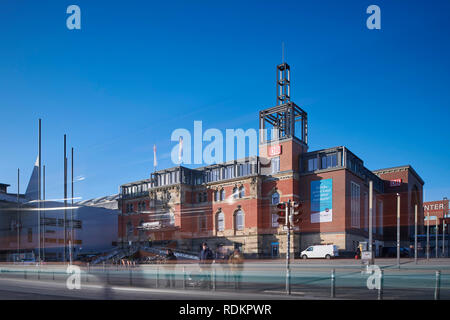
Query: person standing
xmin=199 ymin=242 xmax=214 ymax=288
xmin=163 ymin=249 xmax=177 ymax=288
xmin=228 ymin=248 xmax=244 ymax=290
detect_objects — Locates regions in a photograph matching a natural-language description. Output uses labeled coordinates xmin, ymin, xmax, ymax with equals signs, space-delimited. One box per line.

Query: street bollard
xmin=212 ymin=268 xmax=216 ymax=291
xmin=331 ymin=269 xmax=336 ymax=298
xmin=183 ymin=266 xmax=186 ymax=289
xmin=156 ymin=267 xmax=159 ymax=288
xmin=378 ymin=270 xmax=384 ymax=300
xmin=435 ymin=271 xmax=441 ymax=300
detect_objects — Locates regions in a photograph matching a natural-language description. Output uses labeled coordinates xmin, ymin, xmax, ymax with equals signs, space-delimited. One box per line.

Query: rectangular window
xmin=308 ymin=158 xmax=318 ymax=171
xmin=321 ymin=154 xmax=337 ymax=169
xmin=351 ymin=182 xmax=360 ymax=228
xmin=221 ymin=168 xmax=226 ymax=179
xmin=271 ymin=157 xmax=280 ymax=174
xmin=28 ymin=228 xmax=32 ymax=243
xmin=240 ymin=163 xmax=250 ymax=176
xmin=211 ymin=169 xmax=219 ymax=181
xmin=226 ymin=166 xmax=234 ymax=179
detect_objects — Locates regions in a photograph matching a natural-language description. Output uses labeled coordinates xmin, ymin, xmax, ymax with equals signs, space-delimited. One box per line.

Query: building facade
xmin=118 ymin=63 xmax=425 ymax=258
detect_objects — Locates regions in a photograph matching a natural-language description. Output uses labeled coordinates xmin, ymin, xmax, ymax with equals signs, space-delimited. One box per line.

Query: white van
xmin=300 ymin=245 xmax=339 ymax=259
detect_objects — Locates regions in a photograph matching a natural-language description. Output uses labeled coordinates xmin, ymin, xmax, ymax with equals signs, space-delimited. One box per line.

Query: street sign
xmin=389 ymin=179 xmax=402 ymax=187
xmin=361 ymin=251 xmax=372 ymax=260
xmin=268 ymin=144 xmax=282 ymax=157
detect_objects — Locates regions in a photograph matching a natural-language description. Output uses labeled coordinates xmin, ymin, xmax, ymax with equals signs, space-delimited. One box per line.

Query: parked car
xmin=300 ymin=245 xmax=339 ymax=259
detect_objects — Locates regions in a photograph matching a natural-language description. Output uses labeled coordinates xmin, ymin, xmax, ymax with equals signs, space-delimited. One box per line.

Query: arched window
xmin=271 ymin=192 xmax=280 ymax=205
xmin=239 ymin=186 xmax=245 ymax=198
xmin=214 ymin=190 xmax=219 ymax=202
xmin=234 ymin=209 xmax=244 ymax=231
xmin=232 ymin=187 xmax=238 ymax=199
xmin=220 ymin=189 xmax=225 ymax=201
xmin=216 ymin=211 xmax=224 ymax=232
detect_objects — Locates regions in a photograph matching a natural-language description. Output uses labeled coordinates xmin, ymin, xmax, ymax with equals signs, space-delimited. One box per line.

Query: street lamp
xmin=414 ymin=204 xmax=418 ymax=264
xmin=397 ymin=193 xmax=400 ymax=268
xmin=427 ymin=209 xmax=430 ymax=261
xmin=443 ymin=197 xmax=447 ymax=258
xmin=436 ymin=203 xmax=439 ymax=258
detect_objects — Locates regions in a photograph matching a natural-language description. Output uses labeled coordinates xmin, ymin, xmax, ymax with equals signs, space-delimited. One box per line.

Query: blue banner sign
xmin=310 ymin=179 xmax=333 ymax=223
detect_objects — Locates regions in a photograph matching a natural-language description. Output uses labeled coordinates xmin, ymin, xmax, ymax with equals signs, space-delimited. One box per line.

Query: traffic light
xmin=291 ymin=201 xmax=304 ymax=225
xmin=276 ymin=202 xmax=287 ymax=225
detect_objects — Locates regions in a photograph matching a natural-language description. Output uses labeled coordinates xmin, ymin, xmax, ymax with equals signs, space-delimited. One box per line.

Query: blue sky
xmin=0 ymin=0 xmax=449 ymax=202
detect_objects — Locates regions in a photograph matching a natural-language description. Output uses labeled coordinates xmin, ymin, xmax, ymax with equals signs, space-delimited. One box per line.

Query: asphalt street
xmin=0 ymin=258 xmax=448 ymax=300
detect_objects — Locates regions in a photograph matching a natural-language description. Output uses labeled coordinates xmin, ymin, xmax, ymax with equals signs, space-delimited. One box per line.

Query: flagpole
xmin=38 ymin=119 xmax=41 ymax=263
xmin=153 ymin=144 xmax=157 ymax=174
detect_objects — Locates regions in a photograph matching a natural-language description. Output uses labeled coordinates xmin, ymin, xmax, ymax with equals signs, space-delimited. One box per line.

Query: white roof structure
xmin=76 ymin=194 xmax=119 ymax=210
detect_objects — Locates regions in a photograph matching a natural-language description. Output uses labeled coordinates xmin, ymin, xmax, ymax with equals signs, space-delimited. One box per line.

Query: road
xmin=0 ymin=258 xmax=448 ymax=300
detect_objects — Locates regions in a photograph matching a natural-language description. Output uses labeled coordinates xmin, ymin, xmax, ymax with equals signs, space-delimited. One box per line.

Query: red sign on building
xmin=268 ymin=144 xmax=282 ymax=157
xmin=389 ymin=179 xmax=402 ymax=187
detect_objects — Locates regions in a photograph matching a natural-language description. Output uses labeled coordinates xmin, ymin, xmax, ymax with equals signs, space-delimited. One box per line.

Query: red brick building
xmin=118 ymin=63 xmax=425 ymax=258
xmin=423 ymin=199 xmax=449 ymax=229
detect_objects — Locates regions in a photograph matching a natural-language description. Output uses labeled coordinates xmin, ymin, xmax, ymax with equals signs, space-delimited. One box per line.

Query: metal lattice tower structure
xmin=277 ymin=63 xmax=290 ymax=105
xmin=260 ymin=63 xmax=307 ymax=145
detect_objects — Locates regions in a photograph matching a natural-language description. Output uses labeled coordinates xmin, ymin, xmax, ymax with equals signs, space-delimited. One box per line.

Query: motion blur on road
xmin=0 ymin=258 xmax=449 ymax=300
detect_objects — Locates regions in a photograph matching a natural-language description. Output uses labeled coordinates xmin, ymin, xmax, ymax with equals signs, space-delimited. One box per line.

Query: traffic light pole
xmin=286 ymin=200 xmax=291 ymax=295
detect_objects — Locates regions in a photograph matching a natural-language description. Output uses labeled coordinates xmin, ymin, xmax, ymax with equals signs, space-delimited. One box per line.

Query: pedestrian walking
xmin=163 ymin=249 xmax=177 ymax=288
xmin=199 ymin=242 xmax=214 ymax=288
xmin=409 ymin=244 xmax=414 ymax=258
xmin=215 ymin=244 xmax=230 ymax=284
xmin=228 ymin=248 xmax=244 ymax=290
xmin=355 ymin=247 xmax=361 ymax=260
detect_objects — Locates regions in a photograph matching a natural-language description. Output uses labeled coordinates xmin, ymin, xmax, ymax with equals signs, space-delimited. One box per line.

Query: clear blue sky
xmin=0 ymin=0 xmax=449 ymax=202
